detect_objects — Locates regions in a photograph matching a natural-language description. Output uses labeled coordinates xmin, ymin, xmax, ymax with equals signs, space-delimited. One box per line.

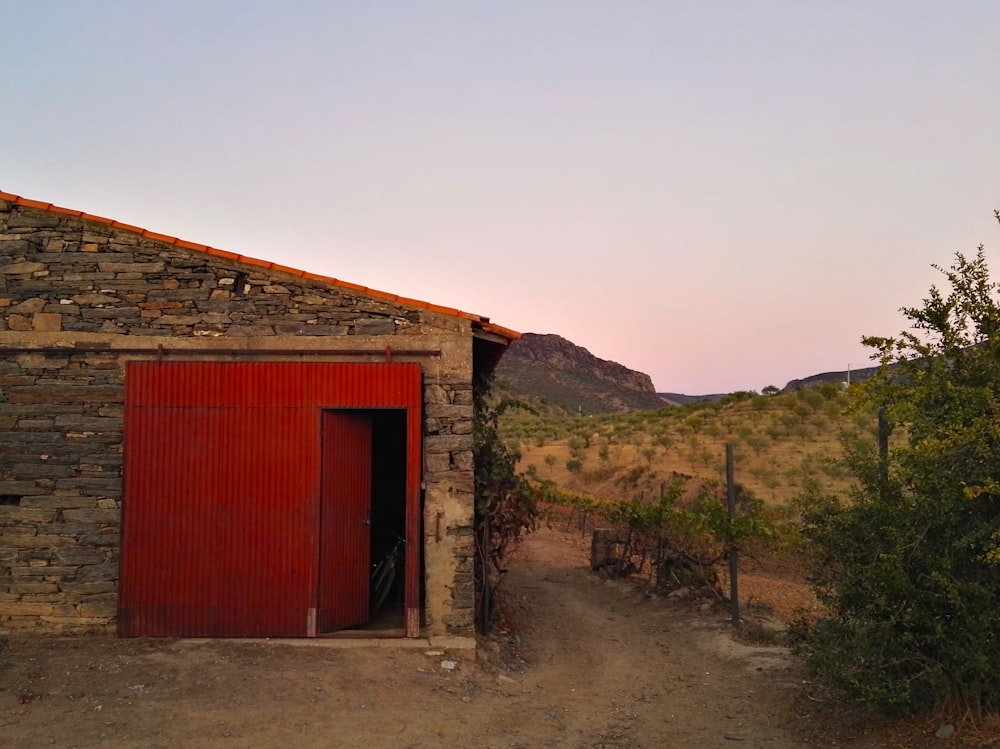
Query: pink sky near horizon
xmin=3 ymin=2 xmax=998 ymax=394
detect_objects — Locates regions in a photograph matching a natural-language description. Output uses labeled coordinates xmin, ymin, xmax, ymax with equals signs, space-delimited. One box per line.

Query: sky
xmin=3 ymin=2 xmax=998 ymax=394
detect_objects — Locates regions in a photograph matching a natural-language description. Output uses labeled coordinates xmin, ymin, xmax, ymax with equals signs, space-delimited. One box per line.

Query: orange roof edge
xmin=0 ymin=189 xmax=520 ymax=341
xmin=480 ymin=321 xmax=522 ymax=340
xmin=204 ymin=246 xmax=241 ymax=262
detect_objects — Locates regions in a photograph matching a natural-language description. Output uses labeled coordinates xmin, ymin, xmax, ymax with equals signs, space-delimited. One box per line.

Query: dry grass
xmin=508 ymin=388 xmax=871 ymax=508
xmin=502 ymin=388 xmax=875 ymax=630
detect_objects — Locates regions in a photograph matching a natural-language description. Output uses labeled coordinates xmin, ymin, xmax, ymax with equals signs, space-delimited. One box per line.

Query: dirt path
xmin=0 ymin=526 xmax=880 ymax=748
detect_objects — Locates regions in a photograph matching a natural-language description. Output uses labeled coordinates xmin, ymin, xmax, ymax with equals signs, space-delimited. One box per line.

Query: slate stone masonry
xmin=0 ymin=198 xmax=481 ymax=634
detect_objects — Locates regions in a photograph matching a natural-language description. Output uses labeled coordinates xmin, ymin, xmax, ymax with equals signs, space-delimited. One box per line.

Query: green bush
xmin=474 ymin=374 xmax=544 ymax=630
xmin=799 ymin=232 xmax=1000 ymax=716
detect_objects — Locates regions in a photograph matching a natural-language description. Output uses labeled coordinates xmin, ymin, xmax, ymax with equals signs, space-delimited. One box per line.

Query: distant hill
xmin=657 ymin=392 xmax=727 ymax=405
xmin=497 ymin=331 xmax=884 ymax=413
xmin=781 ymin=364 xmax=879 ymax=392
xmin=495 ymin=333 xmax=667 ymax=415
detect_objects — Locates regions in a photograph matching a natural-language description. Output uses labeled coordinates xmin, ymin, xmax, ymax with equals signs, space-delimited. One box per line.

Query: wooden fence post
xmin=726 ymin=443 xmax=740 ymax=629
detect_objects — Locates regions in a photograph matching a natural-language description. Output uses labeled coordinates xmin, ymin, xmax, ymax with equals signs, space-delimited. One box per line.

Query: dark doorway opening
xmin=366 ymin=409 xmax=407 ymax=632
xmin=319 ymin=408 xmax=409 ymax=636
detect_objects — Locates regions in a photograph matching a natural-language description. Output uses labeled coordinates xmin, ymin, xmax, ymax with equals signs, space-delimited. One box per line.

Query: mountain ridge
xmin=498 ymin=331 xmax=879 ymax=413
xmin=495 ymin=333 xmax=667 ymax=414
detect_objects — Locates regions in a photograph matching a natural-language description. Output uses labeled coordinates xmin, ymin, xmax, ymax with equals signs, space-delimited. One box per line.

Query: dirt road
xmin=0 ymin=526 xmax=879 ymax=748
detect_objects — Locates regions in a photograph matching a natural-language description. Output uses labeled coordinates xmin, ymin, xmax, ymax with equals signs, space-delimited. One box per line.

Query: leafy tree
xmin=799 ymin=222 xmax=1000 ymax=716
xmin=473 ymin=373 xmax=543 ymax=631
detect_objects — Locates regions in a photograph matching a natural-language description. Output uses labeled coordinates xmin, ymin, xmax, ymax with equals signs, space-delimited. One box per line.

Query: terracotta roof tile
xmin=204 ymin=247 xmax=241 ymax=262
xmin=0 ymin=190 xmax=519 ymax=341
xmin=299 ymin=271 xmax=330 ymax=284
xmin=237 ymin=255 xmax=274 ymax=270
xmin=16 ymin=197 xmax=51 ymax=210
xmin=140 ymin=229 xmax=178 ymax=244
xmin=49 ymin=205 xmax=83 ymax=217
xmin=174 ymin=238 xmax=209 ymax=252
xmin=110 ymin=220 xmax=146 ymax=233
xmin=268 ymin=262 xmax=305 ymax=277
xmin=335 ymin=280 xmax=368 ymax=293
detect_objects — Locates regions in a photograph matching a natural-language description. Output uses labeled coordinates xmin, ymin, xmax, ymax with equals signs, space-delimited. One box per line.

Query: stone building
xmin=0 ymin=190 xmax=518 ymax=640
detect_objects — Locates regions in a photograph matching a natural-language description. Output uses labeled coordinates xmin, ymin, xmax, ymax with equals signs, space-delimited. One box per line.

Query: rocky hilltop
xmin=496 ymin=333 xmax=666 ymax=414
xmin=781 ymin=364 xmax=879 ymax=392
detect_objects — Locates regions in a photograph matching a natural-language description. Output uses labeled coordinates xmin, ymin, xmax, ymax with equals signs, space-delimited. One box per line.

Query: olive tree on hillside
xmin=800 ymin=215 xmax=1000 ymax=716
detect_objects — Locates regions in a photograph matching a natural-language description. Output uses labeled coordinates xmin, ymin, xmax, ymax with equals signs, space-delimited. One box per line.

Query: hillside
xmin=495 ymin=332 xmax=667 ymax=414
xmin=501 ymin=383 xmax=873 ymax=509
xmin=781 ymin=364 xmax=879 ymax=392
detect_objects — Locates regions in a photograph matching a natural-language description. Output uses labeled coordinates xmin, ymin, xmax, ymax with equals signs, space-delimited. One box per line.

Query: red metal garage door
xmin=119 ymin=361 xmax=421 ymax=638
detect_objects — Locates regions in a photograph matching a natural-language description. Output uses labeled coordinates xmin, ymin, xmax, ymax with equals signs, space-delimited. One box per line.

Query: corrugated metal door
xmin=119 ymin=361 xmax=422 ymax=638
xmin=318 ymin=411 xmax=372 ymax=632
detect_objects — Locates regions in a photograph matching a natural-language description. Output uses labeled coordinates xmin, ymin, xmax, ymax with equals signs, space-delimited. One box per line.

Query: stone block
xmin=21 ymin=496 xmax=99 ymax=510
xmin=97 ymin=262 xmax=165 ymax=273
xmin=77 ymin=592 xmax=117 ymax=617
xmin=56 ymin=474 xmax=122 ymax=494
xmin=63 ymin=509 xmax=120 ymax=524
xmin=8 ymin=582 xmax=59 ymax=594
xmin=0 ymin=507 xmax=57 ymax=523
xmin=72 ymin=293 xmax=119 ymax=305
xmin=353 ymin=318 xmax=395 ymax=335
xmin=424 ymin=434 xmax=472 ymax=453
xmin=7 ymin=385 xmax=122 ymax=404
xmin=0 ymin=601 xmax=58 ymax=616
xmin=157 ymin=314 xmax=203 ymax=326
xmin=11 ymin=297 xmax=46 ymax=313
xmin=75 ymin=562 xmax=118 ymax=583
xmin=79 ymin=533 xmax=120 ymax=547
xmin=17 ymin=549 xmax=53 ymax=561
xmin=451 ymin=451 xmax=474 ymax=471
xmin=1 ymin=260 xmax=47 ymax=274
xmin=424 ymin=453 xmax=450 ymax=472
xmin=0 ymin=481 xmax=46 ymax=496
xmin=32 ymin=312 xmax=62 ymax=331
xmin=37 ymin=615 xmax=114 ymax=629
xmin=274 ymin=324 xmax=348 ymax=336
xmin=16 ymin=418 xmax=56 ymax=429
xmin=54 ymin=547 xmax=105 ymax=565
xmin=53 ymin=415 xmax=119 ymax=432
xmin=450 ymin=420 xmax=473 ymax=435
xmin=10 ymin=463 xmax=75 ymax=479
xmin=7 ymin=314 xmax=31 ymax=331
xmin=59 ymin=581 xmax=115 ymax=595
xmin=4 ymin=534 xmax=74 ymax=548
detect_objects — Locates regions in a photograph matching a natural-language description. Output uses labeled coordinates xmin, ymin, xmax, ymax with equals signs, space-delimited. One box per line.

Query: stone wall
xmin=0 ymin=198 xmax=483 ymax=635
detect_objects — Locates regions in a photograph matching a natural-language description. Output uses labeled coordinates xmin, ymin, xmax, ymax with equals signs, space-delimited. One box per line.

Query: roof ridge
xmin=0 ymin=190 xmax=519 ymax=341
